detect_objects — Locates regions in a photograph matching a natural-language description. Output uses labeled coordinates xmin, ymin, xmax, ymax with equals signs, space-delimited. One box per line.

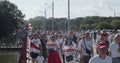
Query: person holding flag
xmin=46 ymin=35 xmax=62 ymax=63
xmin=30 ymin=33 xmax=42 ymax=63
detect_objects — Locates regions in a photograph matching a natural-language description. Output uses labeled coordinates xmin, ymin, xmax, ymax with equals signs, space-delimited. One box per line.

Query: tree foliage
xmin=0 ymin=1 xmax=24 ymax=38
xmin=28 ymin=16 xmax=120 ymax=31
xmin=95 ymin=22 xmax=113 ymax=29
xmin=110 ymin=20 xmax=120 ymax=29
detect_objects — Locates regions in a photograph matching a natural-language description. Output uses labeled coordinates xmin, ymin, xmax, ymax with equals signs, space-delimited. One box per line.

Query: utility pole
xmin=44 ymin=9 xmax=47 ymax=31
xmin=52 ymin=0 xmax=54 ymax=31
xmin=68 ymin=0 xmax=70 ymax=31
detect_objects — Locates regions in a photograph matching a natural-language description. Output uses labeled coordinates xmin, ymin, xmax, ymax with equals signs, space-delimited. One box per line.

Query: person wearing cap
xmin=89 ymin=42 xmax=112 ymax=63
xmin=108 ymin=33 xmax=120 ymax=63
xmin=99 ymin=33 xmax=109 ymax=55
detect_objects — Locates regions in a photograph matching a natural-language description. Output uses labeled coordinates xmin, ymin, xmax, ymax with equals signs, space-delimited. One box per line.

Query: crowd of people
xmin=27 ymin=29 xmax=120 ymax=63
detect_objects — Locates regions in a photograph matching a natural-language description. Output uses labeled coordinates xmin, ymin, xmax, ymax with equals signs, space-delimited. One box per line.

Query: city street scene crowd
xmin=18 ymin=28 xmax=120 ymax=63
xmin=0 ymin=0 xmax=120 ymax=63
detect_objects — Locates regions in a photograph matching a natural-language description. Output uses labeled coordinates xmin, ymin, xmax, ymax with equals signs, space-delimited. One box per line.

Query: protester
xmin=108 ymin=33 xmax=120 ymax=63
xmin=28 ymin=29 xmax=120 ymax=63
xmin=99 ymin=33 xmax=109 ymax=55
xmin=89 ymin=42 xmax=112 ymax=63
xmin=62 ymin=37 xmax=76 ymax=63
xmin=30 ymin=33 xmax=42 ymax=63
xmin=78 ymin=34 xmax=93 ymax=63
xmin=40 ymin=34 xmax=47 ymax=62
xmin=46 ymin=35 xmax=62 ymax=63
xmin=72 ymin=33 xmax=78 ymax=44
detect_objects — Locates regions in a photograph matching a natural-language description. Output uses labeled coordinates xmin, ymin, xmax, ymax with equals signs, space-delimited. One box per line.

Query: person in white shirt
xmin=89 ymin=42 xmax=112 ymax=63
xmin=78 ymin=33 xmax=93 ymax=63
xmin=108 ymin=33 xmax=120 ymax=63
xmin=46 ymin=35 xmax=62 ymax=63
xmin=62 ymin=37 xmax=76 ymax=63
xmin=30 ymin=33 xmax=41 ymax=63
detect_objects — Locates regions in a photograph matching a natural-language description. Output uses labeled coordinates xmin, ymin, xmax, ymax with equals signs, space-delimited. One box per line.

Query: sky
xmin=9 ymin=0 xmax=120 ymax=20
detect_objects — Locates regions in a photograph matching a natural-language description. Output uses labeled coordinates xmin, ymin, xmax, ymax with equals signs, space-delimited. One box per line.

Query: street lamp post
xmin=44 ymin=9 xmax=47 ymax=31
xmin=68 ymin=0 xmax=70 ymax=31
xmin=44 ymin=0 xmax=54 ymax=31
xmin=52 ymin=0 xmax=54 ymax=32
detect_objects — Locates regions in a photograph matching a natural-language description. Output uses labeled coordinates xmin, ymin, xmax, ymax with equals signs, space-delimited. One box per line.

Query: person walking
xmin=40 ymin=34 xmax=47 ymax=63
xmin=78 ymin=33 xmax=93 ymax=63
xmin=98 ymin=33 xmax=109 ymax=55
xmin=62 ymin=37 xmax=76 ymax=63
xmin=46 ymin=35 xmax=62 ymax=63
xmin=30 ymin=33 xmax=42 ymax=63
xmin=89 ymin=42 xmax=112 ymax=63
xmin=108 ymin=33 xmax=120 ymax=63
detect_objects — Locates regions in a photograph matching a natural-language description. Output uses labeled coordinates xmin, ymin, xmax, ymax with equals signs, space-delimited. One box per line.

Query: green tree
xmin=110 ymin=20 xmax=120 ymax=29
xmin=0 ymin=1 xmax=24 ymax=38
xmin=95 ymin=22 xmax=113 ymax=29
xmin=28 ymin=16 xmax=120 ymax=31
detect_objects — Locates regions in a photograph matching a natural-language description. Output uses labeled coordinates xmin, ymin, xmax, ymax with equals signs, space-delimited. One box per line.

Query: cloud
xmin=75 ymin=0 xmax=112 ymax=17
xmin=9 ymin=0 xmax=120 ymax=20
